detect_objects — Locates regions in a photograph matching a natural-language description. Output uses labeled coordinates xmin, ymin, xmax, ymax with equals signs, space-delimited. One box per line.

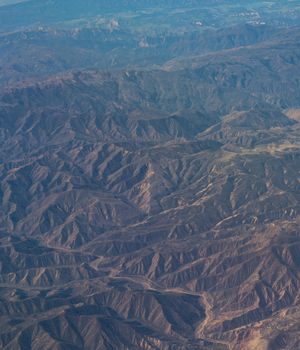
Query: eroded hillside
xmin=1 ymin=41 xmax=300 ymax=350
xmin=1 ymin=3 xmax=300 ymax=349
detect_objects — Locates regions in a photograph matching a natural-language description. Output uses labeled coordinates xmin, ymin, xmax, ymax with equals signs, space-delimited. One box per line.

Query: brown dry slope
xmin=0 ymin=29 xmax=300 ymax=350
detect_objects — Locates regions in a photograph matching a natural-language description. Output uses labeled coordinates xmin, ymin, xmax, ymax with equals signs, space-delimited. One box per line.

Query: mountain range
xmin=1 ymin=1 xmax=300 ymax=349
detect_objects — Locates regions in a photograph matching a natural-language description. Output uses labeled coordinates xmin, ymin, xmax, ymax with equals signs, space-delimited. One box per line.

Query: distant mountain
xmin=0 ymin=23 xmax=280 ymax=87
xmin=1 ymin=0 xmax=300 ymax=32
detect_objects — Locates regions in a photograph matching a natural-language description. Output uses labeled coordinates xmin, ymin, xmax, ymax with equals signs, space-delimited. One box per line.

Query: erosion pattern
xmin=1 ymin=14 xmax=300 ymax=350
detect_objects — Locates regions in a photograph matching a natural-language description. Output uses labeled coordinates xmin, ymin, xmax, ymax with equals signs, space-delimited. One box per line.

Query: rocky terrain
xmin=0 ymin=23 xmax=284 ymax=87
xmin=1 ymin=1 xmax=300 ymax=349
